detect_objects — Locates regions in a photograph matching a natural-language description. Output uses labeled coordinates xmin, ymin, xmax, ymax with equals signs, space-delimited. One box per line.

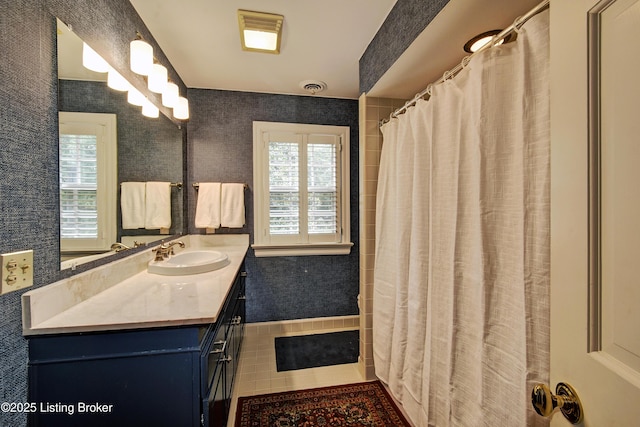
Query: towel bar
xmin=120 ymin=182 xmax=182 ymax=189
xmin=192 ymin=183 xmax=247 ymax=190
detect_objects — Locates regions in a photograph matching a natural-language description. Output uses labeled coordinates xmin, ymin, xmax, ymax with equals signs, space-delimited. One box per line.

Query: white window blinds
xmin=307 ymin=140 xmax=338 ymax=235
xmin=269 ymin=141 xmax=300 ymax=235
xmin=60 ymin=133 xmax=99 ymax=239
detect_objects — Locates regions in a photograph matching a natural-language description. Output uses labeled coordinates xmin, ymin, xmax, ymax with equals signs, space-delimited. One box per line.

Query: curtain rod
xmin=380 ymin=0 xmax=550 ymax=126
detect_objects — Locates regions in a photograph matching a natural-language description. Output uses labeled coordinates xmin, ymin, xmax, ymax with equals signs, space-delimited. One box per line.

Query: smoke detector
xmin=299 ymin=80 xmax=327 ymax=95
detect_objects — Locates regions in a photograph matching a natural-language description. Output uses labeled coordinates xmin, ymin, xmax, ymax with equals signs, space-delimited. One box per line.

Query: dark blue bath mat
xmin=275 ymin=330 xmax=359 ymax=372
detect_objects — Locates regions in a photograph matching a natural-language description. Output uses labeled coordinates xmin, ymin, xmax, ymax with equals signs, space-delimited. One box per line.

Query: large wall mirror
xmin=57 ymin=19 xmax=185 ymax=269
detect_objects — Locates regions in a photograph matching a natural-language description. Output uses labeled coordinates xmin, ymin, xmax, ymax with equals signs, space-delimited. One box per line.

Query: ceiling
xmin=128 ymin=0 xmax=543 ymax=101
xmin=129 ymin=0 xmax=397 ymax=99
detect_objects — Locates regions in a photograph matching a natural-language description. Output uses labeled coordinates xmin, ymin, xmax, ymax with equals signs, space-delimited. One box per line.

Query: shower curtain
xmin=373 ymin=10 xmax=549 ymax=427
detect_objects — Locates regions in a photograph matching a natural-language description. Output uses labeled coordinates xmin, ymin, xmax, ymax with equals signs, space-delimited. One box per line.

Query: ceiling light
xmin=464 ymin=30 xmax=510 ymax=53
xmin=82 ymin=42 xmax=109 ymax=73
xmin=141 ymin=99 xmax=159 ymax=118
xmin=130 ymin=38 xmax=153 ymax=75
xmin=173 ymin=96 xmax=189 ymax=120
xmin=107 ymin=68 xmax=130 ymax=91
xmin=238 ymin=9 xmax=283 ymax=54
xmin=162 ymin=82 xmax=179 ymax=108
xmin=148 ymin=63 xmax=168 ymax=93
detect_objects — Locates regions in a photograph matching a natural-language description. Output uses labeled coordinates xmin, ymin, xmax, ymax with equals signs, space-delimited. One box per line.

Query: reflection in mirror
xmin=56 ymin=19 xmax=185 ymax=269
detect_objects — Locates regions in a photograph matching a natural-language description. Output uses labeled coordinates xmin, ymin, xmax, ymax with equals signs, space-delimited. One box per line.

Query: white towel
xmin=195 ymin=183 xmax=222 ymax=229
xmin=145 ymin=182 xmax=171 ymax=230
xmin=121 ymin=182 xmax=146 ymax=229
xmin=221 ymin=183 xmax=245 ymax=228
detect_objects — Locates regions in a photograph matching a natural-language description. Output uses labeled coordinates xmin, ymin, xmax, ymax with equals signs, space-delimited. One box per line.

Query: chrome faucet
xmin=110 ymin=242 xmax=131 ymax=252
xmin=152 ymin=241 xmax=185 ymax=261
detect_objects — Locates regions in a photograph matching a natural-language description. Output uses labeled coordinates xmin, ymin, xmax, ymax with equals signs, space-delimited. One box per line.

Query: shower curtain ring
xmin=461 ymin=56 xmax=471 ymax=68
xmin=513 ymin=15 xmax=525 ymax=31
xmin=443 ymin=70 xmax=454 ymax=81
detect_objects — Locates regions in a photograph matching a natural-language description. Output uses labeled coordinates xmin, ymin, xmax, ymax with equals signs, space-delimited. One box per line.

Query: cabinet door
xmin=206 ymin=366 xmax=227 ymax=427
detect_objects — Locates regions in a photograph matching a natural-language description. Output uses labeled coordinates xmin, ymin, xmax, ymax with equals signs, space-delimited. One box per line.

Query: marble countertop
xmin=22 ymin=235 xmax=249 ymax=336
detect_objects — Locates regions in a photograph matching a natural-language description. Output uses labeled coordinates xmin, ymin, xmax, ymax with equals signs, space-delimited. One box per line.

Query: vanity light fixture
xmin=162 ymin=82 xmax=180 ymax=108
xmin=148 ymin=63 xmax=168 ymax=93
xmin=82 ymin=42 xmax=110 ymax=73
xmin=130 ymin=38 xmax=154 ymax=76
xmin=463 ymin=30 xmax=514 ymax=53
xmin=238 ymin=9 xmax=284 ymax=54
xmin=173 ymin=96 xmax=189 ymax=120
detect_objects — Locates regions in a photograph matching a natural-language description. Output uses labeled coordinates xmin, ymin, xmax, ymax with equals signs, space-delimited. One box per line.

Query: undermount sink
xmin=148 ymin=250 xmax=229 ymax=276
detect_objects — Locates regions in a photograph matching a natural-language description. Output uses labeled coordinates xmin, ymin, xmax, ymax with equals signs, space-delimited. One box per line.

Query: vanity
xmin=22 ymin=235 xmax=248 ymax=427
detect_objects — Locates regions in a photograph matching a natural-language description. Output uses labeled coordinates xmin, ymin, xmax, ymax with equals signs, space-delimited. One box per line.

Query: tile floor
xmin=227 ymin=323 xmax=364 ymax=426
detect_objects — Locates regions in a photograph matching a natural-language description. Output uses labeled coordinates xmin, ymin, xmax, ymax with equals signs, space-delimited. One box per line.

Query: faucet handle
xmin=152 ymin=246 xmax=168 ymax=261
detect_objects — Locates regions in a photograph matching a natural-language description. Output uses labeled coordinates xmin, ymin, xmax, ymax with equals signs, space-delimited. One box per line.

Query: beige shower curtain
xmin=374 ymin=10 xmax=550 ymax=427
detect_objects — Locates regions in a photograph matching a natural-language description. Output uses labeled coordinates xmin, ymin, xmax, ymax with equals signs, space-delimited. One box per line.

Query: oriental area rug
xmin=234 ymin=381 xmax=412 ymax=427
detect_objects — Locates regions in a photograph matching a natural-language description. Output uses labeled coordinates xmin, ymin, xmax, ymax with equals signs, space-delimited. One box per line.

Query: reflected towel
xmin=195 ymin=182 xmax=221 ymax=229
xmin=145 ymin=182 xmax=171 ymax=230
xmin=221 ymin=183 xmax=245 ymax=228
xmin=121 ymin=182 xmax=145 ymax=229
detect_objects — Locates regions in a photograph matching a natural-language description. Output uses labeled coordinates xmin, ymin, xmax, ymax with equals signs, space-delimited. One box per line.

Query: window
xmin=253 ymin=121 xmax=352 ymax=256
xmin=59 ymin=112 xmax=117 ymax=253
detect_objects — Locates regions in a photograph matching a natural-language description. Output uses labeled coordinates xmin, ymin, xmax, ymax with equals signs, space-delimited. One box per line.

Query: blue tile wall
xmin=187 ymin=89 xmax=360 ymax=323
xmin=359 ymin=0 xmax=450 ymax=93
xmin=59 ymin=80 xmax=186 ymax=237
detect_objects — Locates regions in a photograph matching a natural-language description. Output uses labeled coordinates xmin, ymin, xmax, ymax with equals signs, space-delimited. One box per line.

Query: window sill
xmin=252 ymin=242 xmax=354 ymax=257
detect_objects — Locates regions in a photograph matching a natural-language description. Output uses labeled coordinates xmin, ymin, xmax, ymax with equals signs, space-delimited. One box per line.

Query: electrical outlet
xmin=0 ymin=250 xmax=34 ymax=295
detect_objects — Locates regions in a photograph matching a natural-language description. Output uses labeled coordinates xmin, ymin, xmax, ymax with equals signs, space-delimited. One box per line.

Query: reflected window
xmin=59 ymin=112 xmax=117 ymax=253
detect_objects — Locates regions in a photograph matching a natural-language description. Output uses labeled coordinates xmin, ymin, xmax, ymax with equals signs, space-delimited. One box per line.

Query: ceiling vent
xmin=299 ymin=80 xmax=327 ymax=95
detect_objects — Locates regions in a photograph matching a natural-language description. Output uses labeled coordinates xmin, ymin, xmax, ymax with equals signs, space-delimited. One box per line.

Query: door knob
xmin=531 ymin=382 xmax=583 ymax=424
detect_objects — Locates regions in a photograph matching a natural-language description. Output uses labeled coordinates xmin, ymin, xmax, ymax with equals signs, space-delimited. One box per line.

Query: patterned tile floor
xmin=227 ymin=326 xmax=364 ymax=427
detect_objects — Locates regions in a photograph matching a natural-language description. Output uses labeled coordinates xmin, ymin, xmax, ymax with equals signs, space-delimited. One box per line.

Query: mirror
xmin=56 ymin=19 xmax=185 ymax=269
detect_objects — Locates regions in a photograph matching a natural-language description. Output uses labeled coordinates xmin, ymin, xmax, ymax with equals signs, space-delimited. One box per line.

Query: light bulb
xmin=82 ymin=42 xmax=109 ymax=73
xmin=127 ymin=87 xmax=145 ymax=106
xmin=162 ymin=82 xmax=179 ymax=108
xmin=130 ymin=39 xmax=153 ymax=76
xmin=107 ymin=68 xmax=130 ymax=91
xmin=141 ymin=99 xmax=159 ymax=118
xmin=173 ymin=96 xmax=189 ymax=120
xmin=148 ymin=63 xmax=168 ymax=94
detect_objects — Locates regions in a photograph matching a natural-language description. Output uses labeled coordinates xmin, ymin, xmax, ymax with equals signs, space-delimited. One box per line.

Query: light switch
xmin=0 ymin=249 xmax=34 ymax=295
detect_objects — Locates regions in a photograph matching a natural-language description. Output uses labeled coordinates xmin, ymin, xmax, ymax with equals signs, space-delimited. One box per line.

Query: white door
xmin=550 ymin=0 xmax=640 ymax=425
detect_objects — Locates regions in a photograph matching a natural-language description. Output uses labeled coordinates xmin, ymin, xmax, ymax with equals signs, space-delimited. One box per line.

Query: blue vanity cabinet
xmin=27 ymin=268 xmax=246 ymax=427
xmin=202 ymin=271 xmax=246 ymax=427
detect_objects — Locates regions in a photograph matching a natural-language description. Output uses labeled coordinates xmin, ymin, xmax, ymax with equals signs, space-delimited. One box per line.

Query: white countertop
xmin=22 ymin=235 xmax=249 ymax=336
